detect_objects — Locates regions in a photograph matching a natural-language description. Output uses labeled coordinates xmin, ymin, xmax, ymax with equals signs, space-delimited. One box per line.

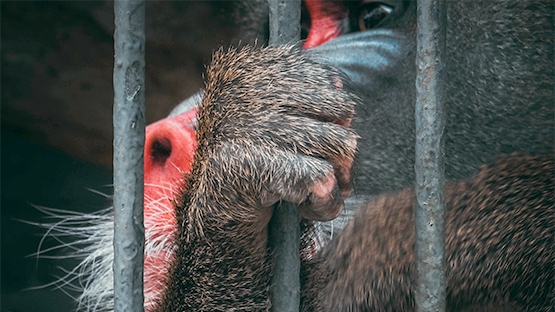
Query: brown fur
xmin=154 ymin=46 xmax=553 ymax=311
xmin=304 ymin=153 xmax=554 ymax=311
xmin=155 ymin=45 xmax=360 ymax=311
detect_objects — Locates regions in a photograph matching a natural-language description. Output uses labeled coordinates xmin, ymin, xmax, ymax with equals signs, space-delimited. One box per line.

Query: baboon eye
xmin=356 ymin=2 xmax=393 ymax=31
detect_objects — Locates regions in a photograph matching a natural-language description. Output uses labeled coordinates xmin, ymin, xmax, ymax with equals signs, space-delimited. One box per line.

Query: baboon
xmin=48 ymin=0 xmax=553 ymax=311
xmin=153 ymin=46 xmax=553 ymax=311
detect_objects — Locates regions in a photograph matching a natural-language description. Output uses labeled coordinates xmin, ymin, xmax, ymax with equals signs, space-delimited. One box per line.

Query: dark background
xmin=1 ymin=1 xmax=237 ymax=310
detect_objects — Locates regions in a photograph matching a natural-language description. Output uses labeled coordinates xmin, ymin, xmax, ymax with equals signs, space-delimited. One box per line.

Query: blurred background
xmin=1 ymin=1 xmax=237 ymax=310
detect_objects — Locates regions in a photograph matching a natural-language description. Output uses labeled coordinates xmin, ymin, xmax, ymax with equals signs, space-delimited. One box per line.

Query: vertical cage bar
xmin=113 ymin=1 xmax=146 ymax=311
xmin=414 ymin=0 xmax=447 ymax=311
xmin=267 ymin=1 xmax=301 ymax=311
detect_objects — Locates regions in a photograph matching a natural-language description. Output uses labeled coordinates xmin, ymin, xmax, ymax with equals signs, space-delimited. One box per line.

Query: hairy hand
xmin=183 ymin=45 xmax=360 ymax=236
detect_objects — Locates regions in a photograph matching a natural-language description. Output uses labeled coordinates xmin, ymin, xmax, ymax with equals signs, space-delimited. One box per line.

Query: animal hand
xmin=186 ymin=45 xmax=360 ymax=231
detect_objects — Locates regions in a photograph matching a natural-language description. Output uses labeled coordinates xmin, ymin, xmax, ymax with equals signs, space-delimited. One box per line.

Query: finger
xmin=211 ymin=144 xmax=345 ymax=219
xmin=221 ymin=113 xmax=359 ymax=161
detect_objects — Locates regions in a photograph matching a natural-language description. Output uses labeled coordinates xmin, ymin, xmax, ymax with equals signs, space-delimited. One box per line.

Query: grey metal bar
xmin=113 ymin=1 xmax=146 ymax=311
xmin=414 ymin=0 xmax=447 ymax=311
xmin=268 ymin=201 xmax=301 ymax=312
xmin=268 ymin=0 xmax=302 ymax=48
xmin=267 ymin=1 xmax=301 ymax=311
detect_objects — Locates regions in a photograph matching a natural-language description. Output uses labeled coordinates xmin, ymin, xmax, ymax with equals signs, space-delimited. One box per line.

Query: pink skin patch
xmin=303 ymin=0 xmax=346 ymax=49
xmin=143 ymin=108 xmax=197 ymax=310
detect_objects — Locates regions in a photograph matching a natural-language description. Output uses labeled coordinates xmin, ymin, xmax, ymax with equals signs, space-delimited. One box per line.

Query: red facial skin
xmin=143 ymin=108 xmax=196 ymax=308
xmin=303 ymin=0 xmax=346 ymax=49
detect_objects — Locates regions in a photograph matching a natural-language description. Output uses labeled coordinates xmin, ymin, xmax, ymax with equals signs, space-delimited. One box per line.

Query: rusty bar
xmin=267 ymin=0 xmax=302 ymax=311
xmin=414 ymin=0 xmax=447 ymax=311
xmin=113 ymin=0 xmax=146 ymax=311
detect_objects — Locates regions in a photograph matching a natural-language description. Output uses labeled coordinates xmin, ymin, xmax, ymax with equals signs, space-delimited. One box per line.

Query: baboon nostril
xmin=151 ymin=137 xmax=172 ymax=166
